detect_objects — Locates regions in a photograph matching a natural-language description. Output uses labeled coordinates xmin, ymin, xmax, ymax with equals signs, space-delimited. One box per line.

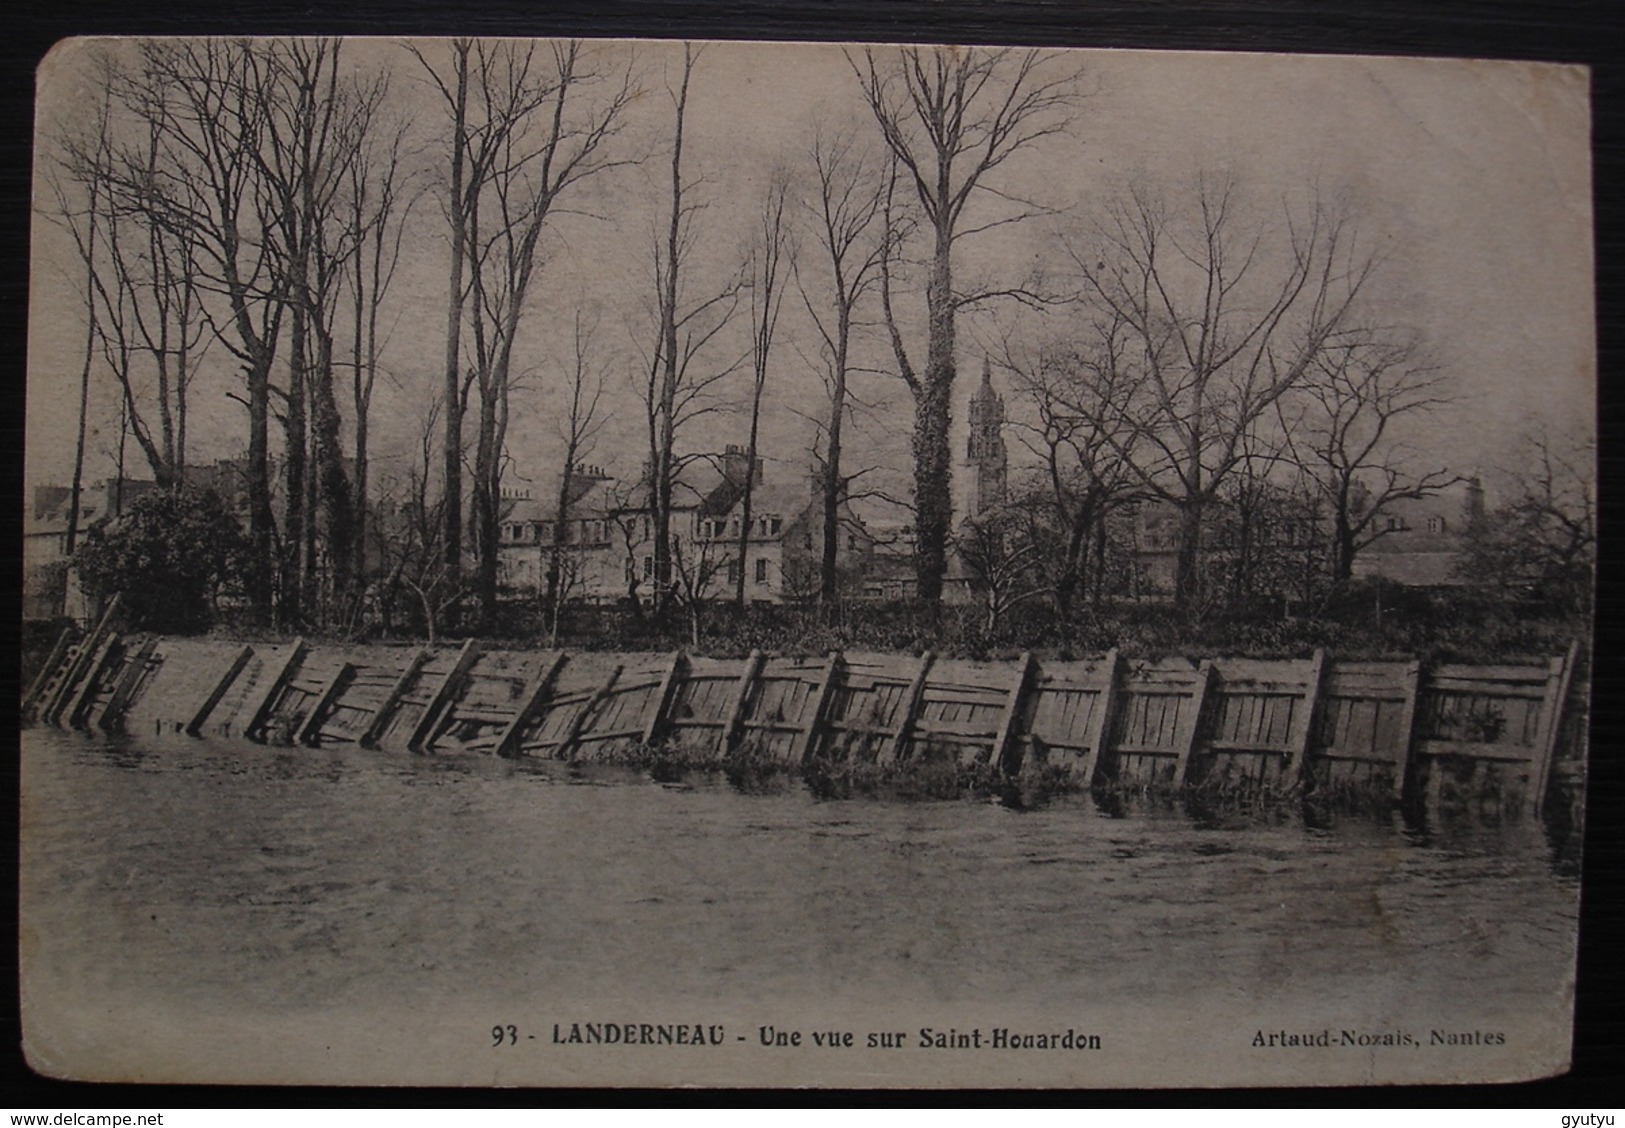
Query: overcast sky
xmin=26 ymin=39 xmax=1594 ymax=516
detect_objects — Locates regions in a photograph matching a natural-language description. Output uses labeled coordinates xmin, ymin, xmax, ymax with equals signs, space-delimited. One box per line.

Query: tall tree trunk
xmin=282 ymin=305 xmax=308 ymax=628
xmin=915 ymin=226 xmax=956 ymax=607
xmin=311 ymin=326 xmax=354 ymax=620
xmin=440 ymin=48 xmax=470 ymax=581
xmin=246 ymin=357 xmax=275 ymax=625
xmin=546 ymin=462 xmax=576 ymax=646
xmin=819 ymin=315 xmax=848 ymax=602
xmin=1175 ymin=498 xmax=1204 ymax=611
xmin=652 ymin=56 xmax=690 ymax=618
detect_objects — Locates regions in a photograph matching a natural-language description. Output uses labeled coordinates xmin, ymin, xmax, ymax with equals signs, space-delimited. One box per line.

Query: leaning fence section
xmin=26 ymin=631 xmax=1583 ymax=813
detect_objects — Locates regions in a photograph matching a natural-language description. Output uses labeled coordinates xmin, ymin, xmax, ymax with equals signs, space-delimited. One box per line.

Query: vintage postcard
xmin=20 ymin=38 xmax=1592 ymax=1088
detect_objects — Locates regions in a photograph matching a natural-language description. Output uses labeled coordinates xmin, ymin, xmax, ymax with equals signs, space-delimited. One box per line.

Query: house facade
xmin=1352 ymin=477 xmax=1485 ymax=586
xmin=496 ymin=447 xmax=876 ymax=607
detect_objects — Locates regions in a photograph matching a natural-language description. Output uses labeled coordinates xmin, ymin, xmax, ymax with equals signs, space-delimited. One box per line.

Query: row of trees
xmin=44 ymin=39 xmax=1104 ymax=635
xmin=50 ymin=40 xmax=413 ymax=630
xmin=43 ymin=39 xmax=1590 ymax=641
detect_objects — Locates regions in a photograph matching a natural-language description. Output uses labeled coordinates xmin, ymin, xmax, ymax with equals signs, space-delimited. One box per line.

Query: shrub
xmin=75 ymin=486 xmax=252 ymax=634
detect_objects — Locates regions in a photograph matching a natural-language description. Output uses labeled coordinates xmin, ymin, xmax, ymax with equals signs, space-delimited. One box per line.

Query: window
xmin=642 ymin=556 xmax=654 ymax=580
xmin=755 ymin=558 xmax=769 ymax=584
xmin=1426 ymin=516 xmax=1447 ymax=534
xmin=769 ymin=517 xmax=782 ymax=536
xmin=1386 ymin=515 xmax=1406 ymax=532
xmin=727 ymin=559 xmax=741 ymax=585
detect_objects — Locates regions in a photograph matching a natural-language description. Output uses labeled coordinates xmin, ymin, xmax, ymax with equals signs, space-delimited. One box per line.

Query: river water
xmin=19 ymin=728 xmax=1581 ymax=1088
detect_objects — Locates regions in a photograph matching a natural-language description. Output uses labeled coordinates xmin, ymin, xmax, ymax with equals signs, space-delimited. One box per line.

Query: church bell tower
xmin=965 ymin=357 xmax=1007 ymax=517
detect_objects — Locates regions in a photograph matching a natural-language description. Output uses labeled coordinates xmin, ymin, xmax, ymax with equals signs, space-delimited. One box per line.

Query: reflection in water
xmin=21 ymin=729 xmax=1580 ymax=1024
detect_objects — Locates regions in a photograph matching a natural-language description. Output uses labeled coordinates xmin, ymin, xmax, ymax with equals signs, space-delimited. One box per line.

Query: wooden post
xmin=295 ymin=662 xmax=356 ymax=747
xmin=43 ymin=594 xmax=121 ymax=726
xmin=63 ymin=633 xmax=121 ymax=729
xmin=360 ymin=648 xmax=432 ymax=748
xmin=407 ymin=638 xmax=482 ymax=753
xmin=23 ymin=624 xmax=76 ymax=719
xmin=885 ymin=650 xmax=936 ymax=764
xmin=716 ymin=650 xmax=766 ymax=756
xmin=185 ymin=645 xmax=254 ymax=737
xmin=792 ymin=651 xmax=845 ymax=766
xmin=991 ymin=651 xmax=1036 ymax=775
xmin=1392 ymin=659 xmax=1423 ymax=803
xmin=556 ymin=665 xmax=623 ymax=759
xmin=1077 ymin=648 xmax=1122 ymax=787
xmin=244 ymin=639 xmax=309 ymax=742
xmin=96 ymin=636 xmax=158 ymax=732
xmin=1532 ymin=640 xmax=1581 ymax=813
xmin=1171 ymin=660 xmax=1214 ymax=788
xmin=644 ymin=651 xmax=689 ymax=750
xmin=494 ymin=652 xmax=570 ymax=759
xmin=1281 ymin=648 xmax=1327 ymax=789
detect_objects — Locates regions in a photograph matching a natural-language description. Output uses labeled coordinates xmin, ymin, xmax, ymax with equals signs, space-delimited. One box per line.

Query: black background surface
xmin=3 ymin=0 xmax=1620 ymax=1106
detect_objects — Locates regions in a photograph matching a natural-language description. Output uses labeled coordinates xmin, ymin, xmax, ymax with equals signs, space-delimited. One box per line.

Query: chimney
xmin=723 ymin=446 xmax=763 ymax=488
xmin=1464 ymin=475 xmax=1486 ymax=526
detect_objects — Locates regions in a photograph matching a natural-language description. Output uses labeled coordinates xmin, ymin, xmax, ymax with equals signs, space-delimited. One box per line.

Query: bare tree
xmin=413 ymin=40 xmax=635 ymax=627
xmin=41 ymin=65 xmax=115 ymax=563
xmin=1065 ymin=175 xmax=1376 ymax=607
xmin=608 ymin=483 xmax=652 ymax=618
xmin=1003 ymin=333 xmax=1145 ymax=616
xmin=545 ymin=311 xmax=609 ymax=637
xmin=98 ymin=41 xmax=295 ymax=624
xmin=954 ymin=502 xmax=1047 ymax=632
xmin=733 ymin=172 xmax=794 ymax=608
xmin=378 ymin=402 xmax=465 ymax=643
xmin=249 ymin=39 xmax=384 ymax=624
xmin=644 ymin=44 xmax=743 ymax=615
xmin=50 ymin=50 xmax=210 ymax=496
xmin=851 ymin=45 xmax=1076 ymax=606
xmin=343 ymin=88 xmax=415 ymax=593
xmin=1460 ymin=428 xmax=1594 ymax=615
xmin=669 ymin=531 xmax=728 ymax=647
xmin=1281 ymin=334 xmax=1459 ymax=580
xmin=796 ymin=128 xmax=889 ymax=602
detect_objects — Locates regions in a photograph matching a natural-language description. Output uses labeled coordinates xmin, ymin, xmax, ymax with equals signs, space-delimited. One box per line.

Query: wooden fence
xmin=23 ymin=628 xmax=1583 ymax=813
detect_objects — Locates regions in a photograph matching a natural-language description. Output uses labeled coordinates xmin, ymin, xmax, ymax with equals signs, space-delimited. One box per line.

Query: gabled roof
xmin=619 ymin=459 xmax=732 ymax=514
xmin=499 ymin=473 xmax=616 ymax=525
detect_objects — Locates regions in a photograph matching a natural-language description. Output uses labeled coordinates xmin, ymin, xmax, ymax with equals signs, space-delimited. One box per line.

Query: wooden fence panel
xmin=1307 ymin=660 xmax=1419 ymax=798
xmin=135 ymin=642 xmax=247 ymax=738
xmin=510 ymin=657 xmax=605 ymax=758
xmin=666 ymin=655 xmax=744 ymax=749
xmin=1023 ymin=652 xmax=1118 ymax=783
xmin=818 ymin=651 xmax=924 ymax=766
xmin=252 ymin=645 xmax=348 ymax=745
xmin=427 ymin=649 xmax=556 ymax=754
xmin=22 ymin=624 xmax=77 ymax=720
xmin=567 ymin=658 xmax=674 ymax=761
xmin=1188 ymin=653 xmax=1323 ymax=790
xmin=364 ymin=644 xmax=464 ymax=752
xmin=96 ymin=636 xmax=160 ymax=732
xmin=739 ymin=654 xmax=834 ymax=766
xmin=63 ymin=633 xmax=124 ymax=730
xmin=202 ymin=643 xmax=287 ymax=739
xmin=310 ymin=648 xmax=424 ymax=746
xmin=1104 ymin=657 xmax=1212 ymax=787
xmin=1412 ymin=649 xmax=1576 ymax=812
xmin=900 ymin=657 xmax=1016 ymax=768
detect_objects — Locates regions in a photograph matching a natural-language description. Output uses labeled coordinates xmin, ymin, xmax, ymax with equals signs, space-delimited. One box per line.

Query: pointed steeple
xmin=965 ymin=354 xmax=1007 ymax=516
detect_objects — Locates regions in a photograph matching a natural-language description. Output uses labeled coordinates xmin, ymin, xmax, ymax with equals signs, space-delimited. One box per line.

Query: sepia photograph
xmin=18 ymin=35 xmax=1595 ymax=1088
